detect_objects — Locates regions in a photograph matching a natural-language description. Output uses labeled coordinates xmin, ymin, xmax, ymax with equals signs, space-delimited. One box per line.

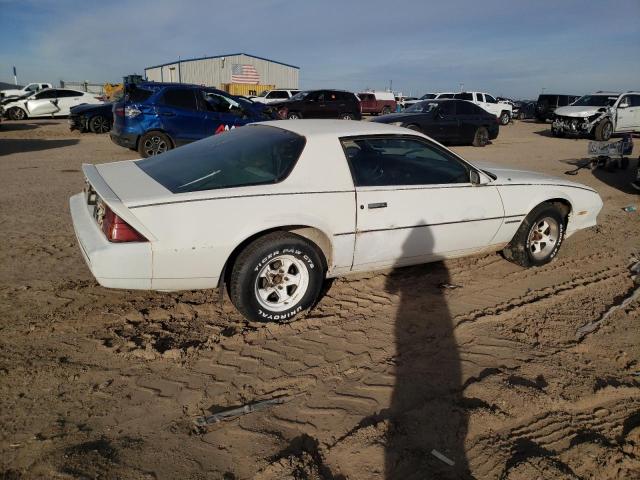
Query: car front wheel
xmin=594 ymin=119 xmax=613 ymax=141
xmin=138 ymin=131 xmax=172 ymax=158
xmin=340 ymin=112 xmax=355 ymax=120
xmin=503 ymin=203 xmax=566 ymax=267
xmin=9 ymin=107 xmax=27 ymax=120
xmin=89 ymin=115 xmax=110 ymax=134
xmin=229 ymin=232 xmax=325 ymax=322
xmin=499 ymin=111 xmax=511 ymax=125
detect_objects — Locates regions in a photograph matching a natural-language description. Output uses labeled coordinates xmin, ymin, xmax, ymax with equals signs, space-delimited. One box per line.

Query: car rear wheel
xmin=287 ymin=112 xmax=301 ymax=120
xmin=89 ymin=115 xmax=110 ymax=134
xmin=340 ymin=112 xmax=355 ymax=120
xmin=503 ymin=203 xmax=565 ymax=268
xmin=594 ymin=119 xmax=613 ymax=141
xmin=8 ymin=107 xmax=27 ymax=120
xmin=229 ymin=232 xmax=325 ymax=323
xmin=138 ymin=131 xmax=172 ymax=158
xmin=472 ymin=126 xmax=489 ymax=147
xmin=499 ymin=111 xmax=511 ymax=125
xmin=381 ymin=106 xmax=391 ymax=115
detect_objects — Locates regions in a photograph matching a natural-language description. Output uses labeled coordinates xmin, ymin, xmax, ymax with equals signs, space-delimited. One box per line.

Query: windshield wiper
xmin=482 ymin=169 xmax=497 ymax=180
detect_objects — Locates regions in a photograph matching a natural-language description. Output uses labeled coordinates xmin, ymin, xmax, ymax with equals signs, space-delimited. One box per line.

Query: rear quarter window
xmin=137 ymin=125 xmax=306 ymax=193
xmin=127 ymin=88 xmax=153 ymax=103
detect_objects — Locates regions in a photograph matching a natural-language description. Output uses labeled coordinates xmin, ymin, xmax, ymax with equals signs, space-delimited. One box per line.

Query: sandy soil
xmin=0 ymin=119 xmax=639 ymax=480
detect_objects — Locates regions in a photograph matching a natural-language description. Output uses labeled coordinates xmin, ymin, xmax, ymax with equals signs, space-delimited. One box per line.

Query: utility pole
xmin=389 ymin=79 xmax=393 ymax=93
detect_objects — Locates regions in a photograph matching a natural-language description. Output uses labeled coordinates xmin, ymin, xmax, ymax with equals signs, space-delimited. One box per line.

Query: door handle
xmin=368 ymin=202 xmax=387 ymax=209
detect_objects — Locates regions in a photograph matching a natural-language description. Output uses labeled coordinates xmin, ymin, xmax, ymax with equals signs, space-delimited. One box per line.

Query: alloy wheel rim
xmin=603 ymin=122 xmax=612 ymax=139
xmin=14 ymin=109 xmax=25 ymax=120
xmin=94 ymin=117 xmax=109 ymax=133
xmin=144 ymin=136 xmax=167 ymax=156
xmin=527 ymin=217 xmax=559 ymax=260
xmin=254 ymin=254 xmax=309 ymax=312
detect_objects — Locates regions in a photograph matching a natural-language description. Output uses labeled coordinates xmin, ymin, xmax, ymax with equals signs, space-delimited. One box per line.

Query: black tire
xmin=472 ymin=126 xmax=489 ymax=147
xmin=89 ymin=115 xmax=110 ymax=134
xmin=137 ymin=131 xmax=172 ymax=158
xmin=340 ymin=112 xmax=355 ymax=120
xmin=381 ymin=106 xmax=391 ymax=115
xmin=229 ymin=232 xmax=325 ymax=322
xmin=287 ymin=112 xmax=301 ymax=120
xmin=620 ymin=157 xmax=629 ymax=170
xmin=594 ymin=119 xmax=613 ymax=141
xmin=9 ymin=107 xmax=27 ymax=120
xmin=503 ymin=203 xmax=566 ymax=268
xmin=499 ymin=111 xmax=511 ymax=125
xmin=406 ymin=124 xmax=422 ymax=132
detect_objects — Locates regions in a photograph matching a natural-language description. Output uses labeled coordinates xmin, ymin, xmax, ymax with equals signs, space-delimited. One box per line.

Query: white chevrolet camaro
xmin=70 ymin=120 xmax=603 ymax=322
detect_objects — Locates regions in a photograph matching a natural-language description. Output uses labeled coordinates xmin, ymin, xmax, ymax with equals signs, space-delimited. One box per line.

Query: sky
xmin=0 ymin=0 xmax=638 ymax=99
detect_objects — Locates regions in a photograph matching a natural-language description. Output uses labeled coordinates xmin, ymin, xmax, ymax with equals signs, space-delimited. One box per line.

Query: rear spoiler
xmin=82 ymin=164 xmax=157 ymax=241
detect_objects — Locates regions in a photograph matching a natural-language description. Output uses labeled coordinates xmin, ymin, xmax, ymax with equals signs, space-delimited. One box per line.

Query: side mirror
xmin=618 ymin=102 xmax=629 ymax=109
xmin=470 ymin=170 xmax=490 ymax=185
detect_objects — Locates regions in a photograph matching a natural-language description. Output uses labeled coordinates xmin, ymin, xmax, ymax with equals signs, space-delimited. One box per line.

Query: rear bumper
xmin=110 ymin=131 xmax=138 ymax=149
xmin=69 ymin=192 xmax=152 ymax=289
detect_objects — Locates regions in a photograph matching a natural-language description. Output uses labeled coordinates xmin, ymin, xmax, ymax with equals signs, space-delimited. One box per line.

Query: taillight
xmin=125 ymin=106 xmax=141 ymax=118
xmin=101 ymin=206 xmax=147 ymax=242
xmin=115 ymin=106 xmax=125 ymax=117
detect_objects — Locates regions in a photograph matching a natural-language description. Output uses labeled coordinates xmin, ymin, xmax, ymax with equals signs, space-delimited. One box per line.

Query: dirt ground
xmin=0 ymin=118 xmax=639 ymax=480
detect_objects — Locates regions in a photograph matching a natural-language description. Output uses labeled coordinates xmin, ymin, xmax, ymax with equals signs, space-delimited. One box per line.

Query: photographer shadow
xmin=384 ymin=225 xmax=472 ymax=479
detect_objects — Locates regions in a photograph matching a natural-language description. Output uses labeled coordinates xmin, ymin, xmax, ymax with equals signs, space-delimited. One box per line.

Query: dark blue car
xmin=110 ymin=82 xmax=275 ymax=157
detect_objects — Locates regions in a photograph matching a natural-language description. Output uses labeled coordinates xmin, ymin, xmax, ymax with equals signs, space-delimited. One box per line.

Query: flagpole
xmin=13 ymin=66 xmax=17 ymax=85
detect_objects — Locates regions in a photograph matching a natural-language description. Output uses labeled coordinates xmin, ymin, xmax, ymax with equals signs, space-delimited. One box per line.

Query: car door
xmin=199 ymin=90 xmax=250 ymax=136
xmin=156 ymin=87 xmax=203 ymax=145
xmin=56 ymin=90 xmax=84 ymax=115
xmin=433 ymin=101 xmax=459 ymax=141
xmin=615 ymin=94 xmax=640 ymax=131
xmin=303 ymin=91 xmax=326 ymax=118
xmin=25 ymin=89 xmax=61 ymax=116
xmin=342 ymin=135 xmax=504 ymax=270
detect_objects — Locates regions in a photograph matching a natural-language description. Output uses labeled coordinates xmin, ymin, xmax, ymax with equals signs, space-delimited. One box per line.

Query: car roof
xmin=252 ymin=119 xmax=414 ymax=137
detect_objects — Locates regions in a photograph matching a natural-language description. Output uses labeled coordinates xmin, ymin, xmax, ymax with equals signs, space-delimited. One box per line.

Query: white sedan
xmin=2 ymin=88 xmax=102 ymax=120
xmin=70 ymin=120 xmax=603 ymax=322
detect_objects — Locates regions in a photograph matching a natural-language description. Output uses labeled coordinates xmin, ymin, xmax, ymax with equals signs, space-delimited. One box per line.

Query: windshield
xmin=290 ymin=91 xmax=309 ymax=101
xmin=405 ymin=101 xmax=439 ymax=113
xmin=137 ymin=125 xmax=305 ymax=193
xmin=420 ymin=93 xmax=437 ymax=100
xmin=572 ymin=95 xmax=619 ymax=107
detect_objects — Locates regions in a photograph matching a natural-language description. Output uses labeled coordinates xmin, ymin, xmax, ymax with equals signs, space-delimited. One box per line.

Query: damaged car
xmin=70 ymin=120 xmax=603 ymax=323
xmin=551 ymin=92 xmax=640 ymax=141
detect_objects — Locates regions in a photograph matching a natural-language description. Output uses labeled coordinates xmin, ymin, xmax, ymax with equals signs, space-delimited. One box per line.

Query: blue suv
xmin=111 ymin=82 xmax=276 ymax=157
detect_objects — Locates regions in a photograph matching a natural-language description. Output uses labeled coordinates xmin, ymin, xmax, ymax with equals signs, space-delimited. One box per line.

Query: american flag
xmin=231 ymin=64 xmax=260 ymax=84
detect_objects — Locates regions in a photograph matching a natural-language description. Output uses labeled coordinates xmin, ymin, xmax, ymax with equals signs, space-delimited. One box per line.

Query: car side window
xmin=200 ymin=91 xmax=243 ymax=114
xmin=270 ymin=91 xmax=288 ymax=99
xmin=58 ymin=90 xmax=80 ymax=98
xmin=341 ymin=136 xmax=470 ymax=187
xmin=439 ymin=101 xmax=456 ymax=116
xmin=35 ymin=90 xmax=57 ymax=99
xmin=485 ymin=94 xmax=497 ymax=103
xmin=629 ymin=95 xmax=640 ymax=107
xmin=475 ymin=93 xmax=485 ymax=102
xmin=455 ymin=92 xmax=473 ymax=101
xmin=458 ymin=101 xmax=480 ymax=115
xmin=162 ymin=88 xmax=198 ymax=110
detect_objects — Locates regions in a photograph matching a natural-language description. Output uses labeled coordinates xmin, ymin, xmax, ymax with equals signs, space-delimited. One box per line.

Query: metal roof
xmin=145 ymin=53 xmax=299 ymax=71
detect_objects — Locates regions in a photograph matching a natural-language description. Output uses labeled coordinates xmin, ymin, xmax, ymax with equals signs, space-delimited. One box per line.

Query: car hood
xmin=474 ymin=162 xmax=596 ymax=191
xmin=553 ymin=105 xmax=607 ymax=117
xmin=372 ymin=113 xmax=425 ymax=123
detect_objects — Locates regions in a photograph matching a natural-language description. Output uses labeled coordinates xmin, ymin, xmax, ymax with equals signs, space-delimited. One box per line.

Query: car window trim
xmin=338 ymin=133 xmax=478 ymax=189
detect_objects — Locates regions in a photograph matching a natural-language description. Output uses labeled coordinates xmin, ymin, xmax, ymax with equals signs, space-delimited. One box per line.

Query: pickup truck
xmin=358 ymin=91 xmax=397 ymax=115
xmin=453 ymin=91 xmax=513 ymax=125
xmin=0 ymin=82 xmax=53 ymax=99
